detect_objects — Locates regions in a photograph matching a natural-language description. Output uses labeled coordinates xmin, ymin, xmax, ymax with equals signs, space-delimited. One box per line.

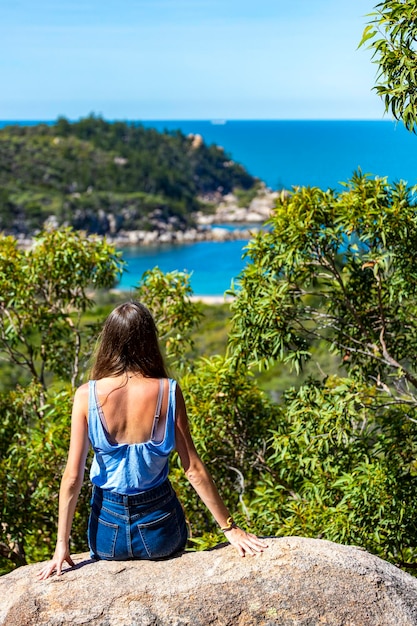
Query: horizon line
xmin=0 ymin=117 xmax=393 ymax=124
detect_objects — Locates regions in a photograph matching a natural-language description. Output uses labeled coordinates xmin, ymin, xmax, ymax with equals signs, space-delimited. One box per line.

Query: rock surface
xmin=196 ymin=188 xmax=279 ymax=226
xmin=1 ymin=537 xmax=417 ymax=626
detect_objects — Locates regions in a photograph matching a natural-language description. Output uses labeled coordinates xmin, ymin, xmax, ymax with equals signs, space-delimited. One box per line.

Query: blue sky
xmin=0 ymin=0 xmax=385 ymax=120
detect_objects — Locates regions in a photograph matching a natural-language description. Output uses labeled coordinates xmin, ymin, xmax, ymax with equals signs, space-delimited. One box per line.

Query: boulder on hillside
xmin=1 ymin=536 xmax=417 ymax=626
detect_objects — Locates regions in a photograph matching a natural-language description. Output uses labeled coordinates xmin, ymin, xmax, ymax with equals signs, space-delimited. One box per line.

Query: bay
xmin=117 ymin=239 xmax=250 ymax=296
xmin=2 ymin=119 xmax=417 ymax=295
xmin=118 ymin=120 xmax=417 ymax=295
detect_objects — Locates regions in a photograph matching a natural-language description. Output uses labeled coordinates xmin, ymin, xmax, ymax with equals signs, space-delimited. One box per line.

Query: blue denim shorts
xmin=88 ymin=480 xmax=188 ymax=560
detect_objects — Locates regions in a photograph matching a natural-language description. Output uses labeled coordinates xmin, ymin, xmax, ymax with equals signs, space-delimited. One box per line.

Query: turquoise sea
xmin=119 ymin=119 xmax=417 ymax=295
xmin=118 ymin=239 xmax=249 ymax=296
xmin=142 ymin=119 xmax=417 ymax=191
xmin=2 ymin=119 xmax=417 ymax=295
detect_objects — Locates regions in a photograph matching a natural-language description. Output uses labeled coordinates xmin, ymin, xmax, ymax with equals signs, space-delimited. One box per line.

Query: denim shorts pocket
xmin=88 ymin=509 xmax=119 ymax=559
xmin=135 ymin=508 xmax=183 ymax=559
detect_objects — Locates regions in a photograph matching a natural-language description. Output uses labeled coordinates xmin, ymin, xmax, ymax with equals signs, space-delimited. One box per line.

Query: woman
xmin=37 ymin=301 xmax=267 ymax=579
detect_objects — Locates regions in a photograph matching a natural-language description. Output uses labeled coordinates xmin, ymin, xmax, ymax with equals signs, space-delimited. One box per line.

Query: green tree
xmin=134 ymin=267 xmax=203 ymax=373
xmin=0 ymin=228 xmax=123 ymax=572
xmin=0 ymin=384 xmax=91 ymax=570
xmin=229 ymin=172 xmax=417 ymax=407
xmin=252 ymin=377 xmax=417 ymax=566
xmin=0 ymin=227 xmax=123 ymax=390
xmin=2 ymin=212 xmax=417 ymax=572
xmin=0 ymin=116 xmax=256 ymax=238
xmin=361 ymin=0 xmax=417 ymax=131
xmin=175 ymin=355 xmax=280 ymax=547
xmin=226 ymin=172 xmax=417 ymax=567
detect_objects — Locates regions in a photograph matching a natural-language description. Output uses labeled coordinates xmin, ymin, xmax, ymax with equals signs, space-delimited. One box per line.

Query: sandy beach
xmin=190 ymin=295 xmax=234 ymax=304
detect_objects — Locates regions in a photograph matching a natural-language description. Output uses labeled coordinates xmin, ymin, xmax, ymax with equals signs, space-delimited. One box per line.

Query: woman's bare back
xmin=94 ymin=375 xmax=169 ymax=444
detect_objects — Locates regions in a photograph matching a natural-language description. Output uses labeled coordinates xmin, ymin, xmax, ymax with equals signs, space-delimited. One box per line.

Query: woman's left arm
xmin=175 ymin=385 xmax=268 ymax=557
xmin=37 ymin=385 xmax=90 ymax=580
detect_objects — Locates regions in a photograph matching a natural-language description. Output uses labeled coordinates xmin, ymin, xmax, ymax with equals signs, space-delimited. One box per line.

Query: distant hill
xmin=0 ymin=115 xmax=256 ymax=237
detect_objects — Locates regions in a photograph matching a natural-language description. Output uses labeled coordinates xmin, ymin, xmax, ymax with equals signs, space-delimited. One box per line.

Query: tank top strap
xmin=88 ymin=379 xmax=100 ymax=424
xmin=88 ymin=379 xmax=96 ymax=407
xmin=150 ymin=378 xmax=164 ymax=442
xmin=88 ymin=380 xmax=107 ymax=449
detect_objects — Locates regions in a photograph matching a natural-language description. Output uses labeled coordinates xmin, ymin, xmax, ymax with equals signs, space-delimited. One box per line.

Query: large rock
xmin=1 ymin=537 xmax=417 ymax=625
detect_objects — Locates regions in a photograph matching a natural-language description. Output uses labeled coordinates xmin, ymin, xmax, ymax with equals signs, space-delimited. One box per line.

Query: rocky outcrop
xmin=109 ymin=189 xmax=280 ymax=247
xmin=107 ymin=188 xmax=279 ymax=247
xmin=197 ymin=187 xmax=280 ymax=227
xmin=109 ymin=224 xmax=259 ymax=247
xmin=1 ymin=537 xmax=417 ymax=625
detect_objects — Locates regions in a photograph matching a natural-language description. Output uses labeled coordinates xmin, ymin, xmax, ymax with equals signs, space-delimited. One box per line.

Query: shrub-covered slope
xmin=0 ymin=115 xmax=256 ymax=236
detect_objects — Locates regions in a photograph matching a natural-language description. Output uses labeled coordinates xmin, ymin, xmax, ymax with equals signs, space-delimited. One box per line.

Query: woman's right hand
xmin=36 ymin=541 xmax=75 ymax=580
xmin=223 ymin=526 xmax=269 ymax=557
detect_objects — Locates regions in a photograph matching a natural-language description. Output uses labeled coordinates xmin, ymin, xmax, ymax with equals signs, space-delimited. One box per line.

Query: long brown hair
xmin=91 ymin=301 xmax=168 ymax=380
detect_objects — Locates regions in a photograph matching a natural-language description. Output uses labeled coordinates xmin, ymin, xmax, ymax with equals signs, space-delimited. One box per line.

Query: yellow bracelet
xmin=220 ymin=517 xmax=237 ymax=532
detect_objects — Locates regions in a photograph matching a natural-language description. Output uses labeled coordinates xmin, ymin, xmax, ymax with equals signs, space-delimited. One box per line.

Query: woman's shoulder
xmin=69 ymin=382 xmax=90 ymax=419
xmin=74 ymin=382 xmax=90 ymax=401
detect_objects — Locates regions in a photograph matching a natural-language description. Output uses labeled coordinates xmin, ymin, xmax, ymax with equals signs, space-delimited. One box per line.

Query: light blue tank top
xmin=88 ymin=378 xmax=177 ymax=495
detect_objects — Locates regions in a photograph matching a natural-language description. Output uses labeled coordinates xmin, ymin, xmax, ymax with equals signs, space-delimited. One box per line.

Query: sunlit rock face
xmin=1 ymin=537 xmax=417 ymax=626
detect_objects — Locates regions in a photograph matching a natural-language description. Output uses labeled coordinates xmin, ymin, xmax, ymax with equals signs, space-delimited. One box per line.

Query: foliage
xmin=3 ymin=169 xmax=417 ymax=574
xmin=360 ymin=1 xmax=417 ymax=131
xmin=133 ymin=267 xmax=203 ymax=373
xmin=0 ymin=227 xmax=123 ymax=390
xmin=0 ymin=229 xmax=123 ymax=572
xmin=251 ymin=377 xmax=417 ymax=566
xmin=0 ymin=115 xmax=256 ymax=236
xmin=129 ymin=260 xmax=417 ymax=566
xmin=0 ymin=383 xmax=91 ymax=573
xmin=171 ymin=355 xmax=280 ymax=547
xmin=225 ymin=171 xmax=417 ymax=568
xmin=229 ymin=172 xmax=417 ymax=407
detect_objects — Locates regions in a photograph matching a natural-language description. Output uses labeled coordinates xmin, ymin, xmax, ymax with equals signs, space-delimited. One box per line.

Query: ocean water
xmin=141 ymin=119 xmax=417 ymax=191
xmin=2 ymin=119 xmax=417 ymax=295
xmin=118 ymin=239 xmax=250 ymax=295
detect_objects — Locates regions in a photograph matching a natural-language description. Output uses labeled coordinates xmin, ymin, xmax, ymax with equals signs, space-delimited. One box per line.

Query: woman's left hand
xmin=36 ymin=542 xmax=75 ymax=580
xmin=223 ymin=527 xmax=269 ymax=557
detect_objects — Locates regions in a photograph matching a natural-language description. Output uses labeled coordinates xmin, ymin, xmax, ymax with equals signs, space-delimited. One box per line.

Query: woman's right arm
xmin=174 ymin=385 xmax=268 ymax=557
xmin=37 ymin=385 xmax=90 ymax=580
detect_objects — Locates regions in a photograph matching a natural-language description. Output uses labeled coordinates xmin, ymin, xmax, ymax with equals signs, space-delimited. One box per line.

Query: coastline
xmin=106 ymin=187 xmax=279 ymax=248
xmin=107 ymin=224 xmax=257 ymax=248
xmin=15 ymin=187 xmax=279 ymax=250
xmin=16 ymin=189 xmax=278 ymax=302
xmin=190 ymin=294 xmax=235 ymax=304
xmin=109 ymin=290 xmax=234 ymax=305
xmin=106 ymin=191 xmax=280 ymax=298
